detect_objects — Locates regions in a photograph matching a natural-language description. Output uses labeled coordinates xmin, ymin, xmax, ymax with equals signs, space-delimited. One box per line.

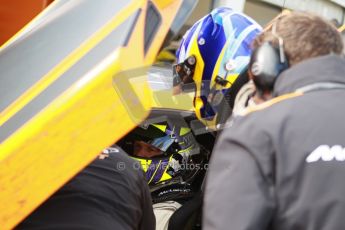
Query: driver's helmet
xmin=174 ymin=7 xmax=262 ymax=127
xmin=114 ymin=122 xmax=206 ymax=203
xmin=117 ymin=122 xmax=202 ymax=195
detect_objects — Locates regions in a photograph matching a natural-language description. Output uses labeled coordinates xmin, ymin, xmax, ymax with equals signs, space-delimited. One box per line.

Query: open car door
xmin=0 ymin=0 xmax=197 ymax=228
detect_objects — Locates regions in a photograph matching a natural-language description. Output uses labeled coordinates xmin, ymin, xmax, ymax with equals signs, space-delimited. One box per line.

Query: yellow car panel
xmin=0 ymin=0 xmax=197 ymax=228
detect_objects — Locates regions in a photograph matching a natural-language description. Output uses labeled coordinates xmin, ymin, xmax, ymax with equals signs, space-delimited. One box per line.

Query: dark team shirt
xmin=204 ymin=55 xmax=345 ymax=230
xmin=16 ymin=147 xmax=155 ymax=230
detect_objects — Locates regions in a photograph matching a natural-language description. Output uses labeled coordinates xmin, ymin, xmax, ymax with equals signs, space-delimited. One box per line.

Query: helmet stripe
xmin=153 ymin=158 xmax=170 ymax=183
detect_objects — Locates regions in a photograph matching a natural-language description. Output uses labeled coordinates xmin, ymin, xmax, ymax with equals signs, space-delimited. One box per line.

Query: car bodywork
xmin=0 ymin=0 xmax=196 ymax=228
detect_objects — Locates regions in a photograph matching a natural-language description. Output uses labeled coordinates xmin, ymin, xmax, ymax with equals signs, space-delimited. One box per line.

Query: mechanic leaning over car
xmin=204 ymin=11 xmax=345 ymax=230
xmin=146 ymin=6 xmax=263 ymax=229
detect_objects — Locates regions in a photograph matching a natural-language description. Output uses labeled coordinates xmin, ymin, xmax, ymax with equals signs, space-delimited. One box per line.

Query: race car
xmin=0 ymin=0 xmax=198 ymax=228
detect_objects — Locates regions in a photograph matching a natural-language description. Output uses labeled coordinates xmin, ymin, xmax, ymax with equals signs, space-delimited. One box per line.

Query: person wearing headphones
xmin=203 ymin=12 xmax=345 ymax=229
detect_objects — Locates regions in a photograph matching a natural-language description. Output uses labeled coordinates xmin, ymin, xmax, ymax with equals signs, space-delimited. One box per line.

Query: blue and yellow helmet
xmin=175 ymin=7 xmax=262 ymax=126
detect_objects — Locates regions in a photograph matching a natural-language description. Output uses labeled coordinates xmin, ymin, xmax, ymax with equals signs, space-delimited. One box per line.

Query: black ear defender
xmin=249 ymin=20 xmax=289 ymax=94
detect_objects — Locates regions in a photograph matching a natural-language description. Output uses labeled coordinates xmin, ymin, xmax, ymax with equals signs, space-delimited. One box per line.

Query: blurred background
xmin=189 ymin=0 xmax=345 ymax=27
xmin=1 ymin=0 xmax=345 ymax=48
xmin=183 ymin=0 xmax=345 ymax=43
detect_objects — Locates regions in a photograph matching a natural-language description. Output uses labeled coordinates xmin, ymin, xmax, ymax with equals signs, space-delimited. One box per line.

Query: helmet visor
xmin=133 ymin=135 xmax=175 ymax=158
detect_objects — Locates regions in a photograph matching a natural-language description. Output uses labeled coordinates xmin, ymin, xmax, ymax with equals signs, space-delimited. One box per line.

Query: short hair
xmin=253 ymin=12 xmax=344 ymax=66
